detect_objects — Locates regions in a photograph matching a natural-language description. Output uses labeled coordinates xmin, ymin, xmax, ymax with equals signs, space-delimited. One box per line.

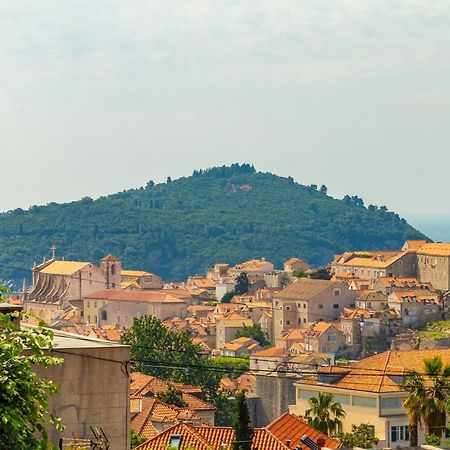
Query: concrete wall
xmin=250 ymin=374 xmax=296 ymax=427
xmin=33 ymin=345 xmax=130 ymax=450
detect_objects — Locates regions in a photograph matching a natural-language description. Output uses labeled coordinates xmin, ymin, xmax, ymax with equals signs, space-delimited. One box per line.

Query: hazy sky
xmin=1 ymin=1 xmax=449 ymax=218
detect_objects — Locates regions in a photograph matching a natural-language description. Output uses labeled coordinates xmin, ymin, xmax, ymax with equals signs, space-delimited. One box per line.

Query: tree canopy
xmin=0 ymin=164 xmax=426 ymax=284
xmin=235 ymin=324 xmax=270 ymax=347
xmin=232 ymin=392 xmax=253 ymax=450
xmin=0 ymin=287 xmax=64 ymax=449
xmin=305 ymin=392 xmax=346 ymax=435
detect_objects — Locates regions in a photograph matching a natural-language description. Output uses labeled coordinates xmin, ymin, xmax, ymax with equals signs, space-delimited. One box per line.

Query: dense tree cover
xmin=402 ymin=356 xmax=450 ymax=445
xmin=0 ymin=285 xmax=64 ymax=449
xmin=122 ymin=316 xmax=250 ymax=425
xmin=337 ymin=424 xmax=379 ymax=448
xmin=235 ymin=324 xmax=271 ymax=347
xmin=232 ymin=392 xmax=253 ymax=450
xmin=0 ymin=164 xmax=427 ymax=284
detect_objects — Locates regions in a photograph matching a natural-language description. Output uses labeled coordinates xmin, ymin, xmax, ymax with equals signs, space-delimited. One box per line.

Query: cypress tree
xmin=232 ymin=392 xmax=253 ymax=450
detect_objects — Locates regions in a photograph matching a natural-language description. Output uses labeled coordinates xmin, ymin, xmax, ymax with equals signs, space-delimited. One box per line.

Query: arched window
xmin=101 ymin=310 xmax=107 ymax=321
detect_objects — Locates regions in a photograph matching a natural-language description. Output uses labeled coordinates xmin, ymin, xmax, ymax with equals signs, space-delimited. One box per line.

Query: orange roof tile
xmin=136 ymin=423 xmax=290 ymax=450
xmin=276 ymin=279 xmax=338 ymax=300
xmin=298 ymin=348 xmax=450 ymax=393
xmin=267 ymin=413 xmax=341 ymax=450
xmin=418 ymin=243 xmax=450 ymax=257
xmin=251 ymin=347 xmax=286 ymax=358
xmin=85 ymin=289 xmax=187 ymax=303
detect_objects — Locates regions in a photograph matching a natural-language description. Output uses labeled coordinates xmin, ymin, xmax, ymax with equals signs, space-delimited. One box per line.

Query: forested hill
xmin=0 ymin=164 xmax=427 ymax=284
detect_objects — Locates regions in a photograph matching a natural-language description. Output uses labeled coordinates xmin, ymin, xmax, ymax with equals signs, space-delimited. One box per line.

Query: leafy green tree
xmin=424 ymin=434 xmax=441 ymax=446
xmin=0 ymin=291 xmax=64 ymax=449
xmin=156 ymin=384 xmax=187 ymax=407
xmin=121 ymin=315 xmax=207 ymax=386
xmin=235 ymin=272 xmax=249 ymax=295
xmin=130 ymin=428 xmax=146 ymax=448
xmin=319 ymin=185 xmax=328 ymax=195
xmin=402 ymin=355 xmax=450 ymax=443
xmin=337 ymin=424 xmax=379 ymax=448
xmin=235 ymin=324 xmax=270 ymax=347
xmin=232 ymin=392 xmax=253 ymax=450
xmin=305 ymin=392 xmax=346 ymax=435
xmin=293 ymin=269 xmax=306 ymax=278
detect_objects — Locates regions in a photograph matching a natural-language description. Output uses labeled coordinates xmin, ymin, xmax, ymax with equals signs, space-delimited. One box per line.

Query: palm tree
xmin=305 ymin=392 xmax=346 ymax=435
xmin=402 ymin=355 xmax=450 ymax=445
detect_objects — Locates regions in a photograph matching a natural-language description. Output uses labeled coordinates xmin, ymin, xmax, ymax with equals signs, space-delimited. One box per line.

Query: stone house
xmin=121 ymin=270 xmax=163 ymax=289
xmin=373 ymin=277 xmax=434 ymax=295
xmin=83 ymin=289 xmax=190 ymax=328
xmin=220 ymin=336 xmax=261 ymax=357
xmin=388 ymin=290 xmax=442 ymax=327
xmin=283 ymin=258 xmax=311 ymax=274
xmin=416 ymin=243 xmax=450 ymax=291
xmin=259 ymin=311 xmax=274 ymax=344
xmin=331 ymin=250 xmax=418 ymax=284
xmin=355 ymin=290 xmax=389 ymax=310
xmin=249 ymin=347 xmax=289 ymax=373
xmin=215 ymin=314 xmax=253 ymax=349
xmin=272 ymin=278 xmax=358 ymax=339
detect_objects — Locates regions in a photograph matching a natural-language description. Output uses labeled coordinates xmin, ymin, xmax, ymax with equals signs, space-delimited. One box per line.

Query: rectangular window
xmin=381 ymin=397 xmax=402 ymax=409
xmin=303 ymin=318 xmax=307 ymax=323
xmin=332 ymin=393 xmax=350 ymax=404
xmin=286 ymin=320 xmax=291 ymax=326
xmin=286 ymin=306 xmax=291 ymax=311
xmin=391 ymin=425 xmax=409 ymax=442
xmin=352 ymin=396 xmax=376 ymax=408
xmin=318 ymin=304 xmax=324 ymax=309
xmin=333 ymin=304 xmax=339 ymax=309
xmin=298 ymin=390 xmax=318 ymax=400
xmin=279 ymin=320 xmax=283 ymax=325
xmin=303 ymin=303 xmax=307 ymax=308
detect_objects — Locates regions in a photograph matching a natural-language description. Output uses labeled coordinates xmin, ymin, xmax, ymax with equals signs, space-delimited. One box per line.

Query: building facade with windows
xmin=272 ymin=278 xmax=357 ymax=339
xmin=290 ymin=348 xmax=450 ymax=448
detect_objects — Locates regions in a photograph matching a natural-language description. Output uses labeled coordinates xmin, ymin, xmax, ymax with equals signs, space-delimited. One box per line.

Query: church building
xmin=24 ymin=250 xmax=121 ymax=325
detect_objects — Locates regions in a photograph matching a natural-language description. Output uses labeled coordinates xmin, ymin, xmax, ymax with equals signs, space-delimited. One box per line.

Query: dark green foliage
xmin=221 ymin=291 xmax=235 ymax=303
xmin=293 ymin=269 xmax=306 ymax=277
xmin=0 ymin=291 xmax=64 ymax=449
xmin=337 ymin=424 xmax=379 ymax=448
xmin=424 ymin=434 xmax=441 ymax=446
xmin=232 ymin=393 xmax=253 ymax=450
xmin=235 ymin=324 xmax=270 ymax=347
xmin=234 ymin=272 xmax=249 ymax=295
xmin=130 ymin=429 xmax=146 ymax=448
xmin=122 ymin=316 xmax=250 ymax=426
xmin=156 ymin=384 xmax=187 ymax=407
xmin=0 ymin=164 xmax=427 ymax=284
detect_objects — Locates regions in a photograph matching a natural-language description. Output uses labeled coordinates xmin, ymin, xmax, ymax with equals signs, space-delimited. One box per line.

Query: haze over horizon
xmin=1 ymin=1 xmax=449 ymax=217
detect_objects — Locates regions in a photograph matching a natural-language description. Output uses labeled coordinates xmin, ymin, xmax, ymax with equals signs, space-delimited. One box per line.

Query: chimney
xmin=317 ymin=438 xmax=325 ymax=450
xmin=286 ymin=439 xmax=292 ymax=448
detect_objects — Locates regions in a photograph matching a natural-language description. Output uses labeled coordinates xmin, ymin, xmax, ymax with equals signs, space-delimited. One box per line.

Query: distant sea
xmin=407 ymin=215 xmax=450 ymax=242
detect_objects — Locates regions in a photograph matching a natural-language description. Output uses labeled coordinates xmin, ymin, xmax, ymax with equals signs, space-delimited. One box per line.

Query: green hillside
xmin=0 ymin=164 xmax=427 ymax=284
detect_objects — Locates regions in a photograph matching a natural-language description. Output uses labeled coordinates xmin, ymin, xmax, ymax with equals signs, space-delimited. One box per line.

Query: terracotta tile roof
xmin=390 ymin=291 xmax=440 ymax=304
xmin=251 ymin=347 xmax=286 ymax=358
xmin=189 ymin=277 xmax=216 ymax=289
xmin=356 ymin=290 xmax=388 ymax=302
xmin=334 ymin=250 xmax=413 ymax=269
xmin=404 ymin=240 xmax=429 ymax=250
xmin=130 ymin=373 xmax=215 ymax=412
xmin=297 ymin=348 xmax=450 ymax=393
xmin=417 ymin=243 xmax=450 ymax=257
xmin=120 ymin=280 xmax=141 ymax=289
xmin=121 ymin=270 xmax=153 ymax=277
xmin=84 ymin=289 xmax=187 ymax=303
xmin=136 ymin=423 xmax=290 ymax=450
xmin=40 ymin=261 xmax=90 ymax=275
xmin=275 ymin=279 xmax=338 ymax=300
xmin=267 ymin=413 xmax=341 ymax=450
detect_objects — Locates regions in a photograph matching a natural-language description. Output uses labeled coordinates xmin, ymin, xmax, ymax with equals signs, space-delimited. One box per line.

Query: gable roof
xmin=251 ymin=347 xmax=286 ymax=358
xmin=267 ymin=413 xmax=341 ymax=450
xmin=40 ymin=261 xmax=91 ymax=276
xmin=275 ymin=278 xmax=338 ymax=300
xmin=135 ymin=422 xmax=290 ymax=450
